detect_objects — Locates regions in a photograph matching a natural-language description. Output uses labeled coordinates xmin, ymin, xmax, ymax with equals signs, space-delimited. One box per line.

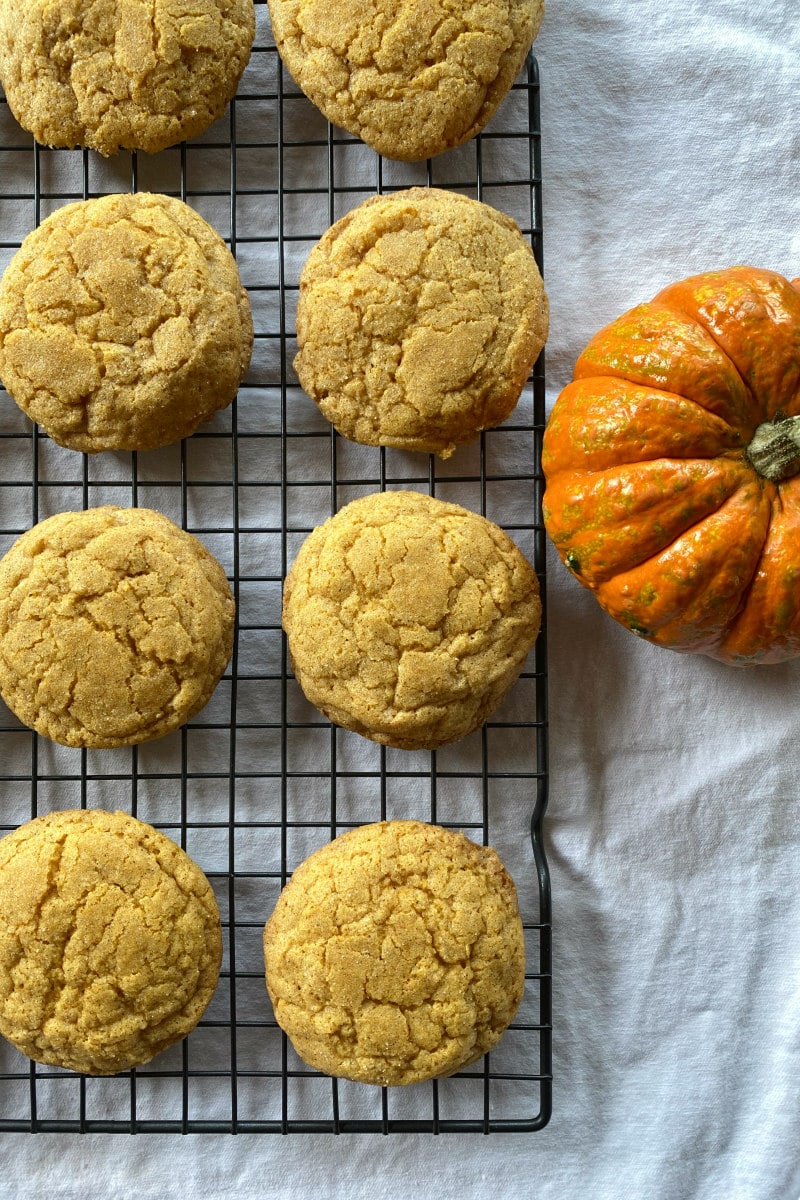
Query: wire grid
xmin=0 ymin=4 xmax=551 ymax=1134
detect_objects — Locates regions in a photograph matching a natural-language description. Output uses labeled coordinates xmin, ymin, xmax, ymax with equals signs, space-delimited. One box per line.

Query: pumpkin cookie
xmin=0 ymin=192 xmax=253 ymax=454
xmin=282 ymin=490 xmax=540 ymax=749
xmin=0 ymin=506 xmax=235 ymax=748
xmin=0 ymin=808 xmax=222 ymax=1075
xmin=264 ymin=820 xmax=525 ymax=1086
xmin=0 ymin=0 xmax=255 ymax=155
xmin=267 ymin=0 xmax=544 ymax=161
xmin=295 ymin=188 xmax=548 ymax=458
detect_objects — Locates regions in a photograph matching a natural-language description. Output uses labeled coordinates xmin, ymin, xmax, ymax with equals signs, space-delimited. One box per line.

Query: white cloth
xmin=3 ymin=1 xmax=800 ymax=1196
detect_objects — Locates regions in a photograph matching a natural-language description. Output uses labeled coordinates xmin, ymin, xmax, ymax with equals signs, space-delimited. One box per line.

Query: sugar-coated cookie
xmin=295 ymin=188 xmax=548 ymax=457
xmin=264 ymin=819 xmax=526 ymax=1086
xmin=282 ymin=490 xmax=541 ymax=749
xmin=267 ymin=0 xmax=544 ymax=160
xmin=0 ymin=809 xmax=222 ymax=1075
xmin=0 ymin=506 xmax=235 ymax=748
xmin=0 ymin=192 xmax=253 ymax=453
xmin=0 ymin=0 xmax=255 ymax=155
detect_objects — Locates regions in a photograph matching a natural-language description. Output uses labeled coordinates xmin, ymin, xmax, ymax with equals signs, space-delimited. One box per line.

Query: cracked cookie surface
xmin=0 ymin=192 xmax=253 ymax=454
xmin=0 ymin=0 xmax=255 ymax=155
xmin=264 ymin=820 xmax=525 ymax=1086
xmin=0 ymin=808 xmax=222 ymax=1075
xmin=267 ymin=0 xmax=544 ymax=160
xmin=295 ymin=188 xmax=549 ymax=458
xmin=0 ymin=505 xmax=235 ymax=748
xmin=282 ymin=490 xmax=541 ymax=749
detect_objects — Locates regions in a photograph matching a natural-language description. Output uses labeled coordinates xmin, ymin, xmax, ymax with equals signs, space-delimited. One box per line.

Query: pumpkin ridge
xmin=574 ymin=299 xmax=758 ymax=433
xmin=543 ymin=456 xmax=755 ymax=585
xmin=715 ymin=477 xmax=800 ymax=663
xmin=594 ymin=476 xmax=772 ymax=650
xmin=655 ymin=268 xmax=800 ymax=425
xmin=652 ymin=297 xmax=761 ymax=434
xmin=541 ymin=376 xmax=743 ymax=476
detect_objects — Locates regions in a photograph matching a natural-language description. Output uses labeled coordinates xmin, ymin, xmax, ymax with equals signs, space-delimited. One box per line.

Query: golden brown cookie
xmin=0 ymin=0 xmax=255 ymax=156
xmin=0 ymin=506 xmax=235 ymax=748
xmin=264 ymin=820 xmax=525 ymax=1086
xmin=0 ymin=808 xmax=222 ymax=1075
xmin=267 ymin=0 xmax=544 ymax=161
xmin=282 ymin=490 xmax=541 ymax=749
xmin=294 ymin=188 xmax=549 ymax=458
xmin=0 ymin=192 xmax=253 ymax=454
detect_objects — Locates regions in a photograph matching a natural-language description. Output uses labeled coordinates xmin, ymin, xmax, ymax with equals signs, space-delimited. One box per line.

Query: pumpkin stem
xmin=746 ymin=412 xmax=800 ymax=482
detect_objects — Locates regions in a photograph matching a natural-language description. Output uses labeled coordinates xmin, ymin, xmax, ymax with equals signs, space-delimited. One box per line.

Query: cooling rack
xmin=0 ymin=4 xmax=551 ymax=1134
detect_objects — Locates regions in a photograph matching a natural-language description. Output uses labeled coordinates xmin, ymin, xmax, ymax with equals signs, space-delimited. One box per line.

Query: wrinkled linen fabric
xmin=2 ymin=1 xmax=800 ymax=1197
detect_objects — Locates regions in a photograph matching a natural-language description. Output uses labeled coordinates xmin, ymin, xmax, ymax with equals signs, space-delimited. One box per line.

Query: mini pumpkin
xmin=542 ymin=266 xmax=800 ymax=665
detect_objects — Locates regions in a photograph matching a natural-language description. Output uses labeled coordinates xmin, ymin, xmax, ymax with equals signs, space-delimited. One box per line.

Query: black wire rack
xmin=0 ymin=4 xmax=551 ymax=1134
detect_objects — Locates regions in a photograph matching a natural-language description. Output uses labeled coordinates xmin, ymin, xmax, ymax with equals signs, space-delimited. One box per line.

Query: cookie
xmin=0 ymin=0 xmax=255 ymax=156
xmin=267 ymin=0 xmax=544 ymax=161
xmin=264 ymin=820 xmax=525 ymax=1086
xmin=282 ymin=490 xmax=541 ymax=749
xmin=0 ymin=506 xmax=235 ymax=748
xmin=0 ymin=192 xmax=253 ymax=454
xmin=294 ymin=188 xmax=548 ymax=458
xmin=0 ymin=808 xmax=222 ymax=1075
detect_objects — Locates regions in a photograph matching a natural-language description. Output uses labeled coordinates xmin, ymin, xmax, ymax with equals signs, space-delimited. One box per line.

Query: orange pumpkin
xmin=542 ymin=266 xmax=800 ymax=665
